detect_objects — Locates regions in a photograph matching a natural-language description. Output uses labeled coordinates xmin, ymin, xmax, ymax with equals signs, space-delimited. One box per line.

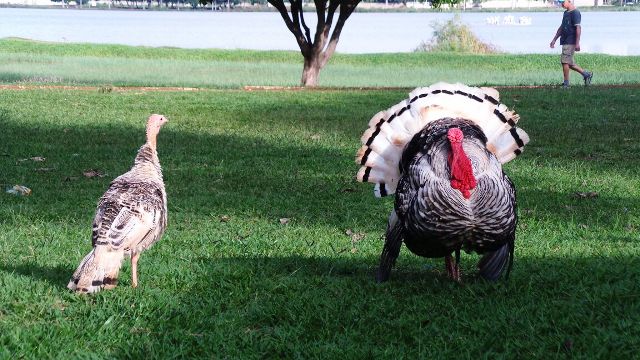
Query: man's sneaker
xmin=584 ymin=71 xmax=593 ymax=86
xmin=562 ymin=83 xmax=570 ymax=89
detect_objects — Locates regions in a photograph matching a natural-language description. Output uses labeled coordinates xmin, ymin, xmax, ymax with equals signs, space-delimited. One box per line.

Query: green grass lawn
xmin=1 ymin=84 xmax=639 ymax=357
xmin=2 ymin=38 xmax=640 ymax=88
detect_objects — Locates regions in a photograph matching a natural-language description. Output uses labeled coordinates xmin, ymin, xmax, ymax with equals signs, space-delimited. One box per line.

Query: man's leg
xmin=563 ymin=63 xmax=570 ymax=83
xmin=571 ymin=64 xmax=593 ymax=85
xmin=569 ymin=64 xmax=584 ymax=74
xmin=561 ymin=45 xmax=575 ymax=87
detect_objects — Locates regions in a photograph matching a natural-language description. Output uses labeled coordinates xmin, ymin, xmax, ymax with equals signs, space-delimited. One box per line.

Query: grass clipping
xmin=416 ymin=15 xmax=498 ymax=54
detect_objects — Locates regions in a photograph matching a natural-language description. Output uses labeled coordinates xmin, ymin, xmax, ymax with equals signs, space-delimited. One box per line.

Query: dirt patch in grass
xmin=1 ymin=84 xmax=639 ymax=92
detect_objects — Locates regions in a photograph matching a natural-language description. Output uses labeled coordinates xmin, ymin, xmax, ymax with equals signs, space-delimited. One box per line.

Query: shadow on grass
xmin=102 ymin=254 xmax=640 ymax=358
xmin=1 ymin=101 xmax=638 ymax=235
xmin=0 ymin=262 xmax=73 ymax=289
xmin=1 ymin=88 xmax=639 ymax=357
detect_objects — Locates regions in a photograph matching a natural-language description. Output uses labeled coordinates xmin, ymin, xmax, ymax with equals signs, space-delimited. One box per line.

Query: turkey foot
xmin=445 ymin=254 xmax=461 ymax=282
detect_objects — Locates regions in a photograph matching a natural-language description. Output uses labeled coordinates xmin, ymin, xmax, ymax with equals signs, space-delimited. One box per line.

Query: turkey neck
xmin=133 ymin=142 xmax=162 ymax=177
xmin=146 ymin=126 xmax=159 ymax=151
xmin=130 ymin=126 xmax=161 ymax=171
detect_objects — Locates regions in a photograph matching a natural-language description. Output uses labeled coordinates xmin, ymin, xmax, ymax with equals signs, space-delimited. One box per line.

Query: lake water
xmin=1 ymin=7 xmax=639 ymax=55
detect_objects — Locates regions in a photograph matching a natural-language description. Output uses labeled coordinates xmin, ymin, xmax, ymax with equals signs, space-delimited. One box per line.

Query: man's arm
xmin=550 ymin=26 xmax=562 ymax=48
xmin=573 ymin=10 xmax=582 ymax=51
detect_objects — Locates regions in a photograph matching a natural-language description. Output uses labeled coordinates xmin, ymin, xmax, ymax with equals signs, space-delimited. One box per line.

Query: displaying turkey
xmin=68 ymin=114 xmax=168 ymax=293
xmin=355 ymin=83 xmax=529 ymax=283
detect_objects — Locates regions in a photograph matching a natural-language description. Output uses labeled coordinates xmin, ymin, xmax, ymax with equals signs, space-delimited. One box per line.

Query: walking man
xmin=550 ymin=0 xmax=593 ymax=88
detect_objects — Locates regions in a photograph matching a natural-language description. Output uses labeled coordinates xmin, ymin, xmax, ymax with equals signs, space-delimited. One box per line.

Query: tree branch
xmin=311 ymin=0 xmax=328 ymax=54
xmin=290 ymin=0 xmax=301 ymax=37
xmin=320 ymin=0 xmax=359 ymax=67
xmin=267 ymin=0 xmax=311 ymax=54
xmin=298 ymin=2 xmax=312 ymax=44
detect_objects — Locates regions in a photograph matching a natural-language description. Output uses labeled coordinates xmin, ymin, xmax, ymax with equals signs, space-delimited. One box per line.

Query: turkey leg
xmin=445 ymin=250 xmax=461 ymax=282
xmin=131 ymin=252 xmax=140 ymax=288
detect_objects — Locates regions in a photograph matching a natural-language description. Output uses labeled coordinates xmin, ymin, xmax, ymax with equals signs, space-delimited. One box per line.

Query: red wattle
xmin=447 ymin=128 xmax=476 ymax=199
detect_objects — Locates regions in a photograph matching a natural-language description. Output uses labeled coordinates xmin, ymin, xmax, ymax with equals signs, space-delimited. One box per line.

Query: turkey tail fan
xmin=492 ymin=127 xmax=530 ymax=164
xmin=355 ymin=82 xmax=530 ymax=197
xmin=477 ymin=242 xmax=513 ymax=281
xmin=67 ymin=248 xmax=124 ymax=293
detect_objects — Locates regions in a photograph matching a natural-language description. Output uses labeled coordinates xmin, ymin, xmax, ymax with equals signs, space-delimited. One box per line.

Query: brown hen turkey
xmin=68 ymin=114 xmax=168 ymax=293
xmin=355 ymin=83 xmax=529 ymax=282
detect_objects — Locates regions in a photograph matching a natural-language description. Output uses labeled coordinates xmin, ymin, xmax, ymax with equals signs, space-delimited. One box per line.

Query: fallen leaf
xmin=52 ymin=299 xmax=67 ymax=311
xmin=351 ymin=233 xmax=365 ymax=242
xmin=574 ymin=191 xmax=598 ymax=199
xmin=345 ymin=229 xmax=365 ymax=242
xmin=18 ymin=156 xmax=46 ymax=162
xmin=83 ymin=169 xmax=107 ymax=178
xmin=279 ymin=218 xmax=290 ymax=225
xmin=341 ymin=188 xmax=356 ymax=193
xmin=35 ymin=167 xmax=55 ymax=172
xmin=64 ymin=176 xmax=79 ymax=182
xmin=220 ymin=215 xmax=230 ymax=223
xmin=310 ymin=134 xmax=321 ymax=140
xmin=6 ymin=185 xmax=31 ymax=196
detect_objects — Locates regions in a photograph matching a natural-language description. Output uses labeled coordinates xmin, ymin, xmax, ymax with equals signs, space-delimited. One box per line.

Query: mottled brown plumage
xmin=68 ymin=114 xmax=168 ymax=293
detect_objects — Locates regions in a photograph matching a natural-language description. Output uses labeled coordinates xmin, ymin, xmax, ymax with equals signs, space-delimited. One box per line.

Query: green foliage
xmin=415 ymin=15 xmax=499 ymax=54
xmin=1 ymin=86 xmax=639 ymax=357
xmin=429 ymin=0 xmax=461 ymax=8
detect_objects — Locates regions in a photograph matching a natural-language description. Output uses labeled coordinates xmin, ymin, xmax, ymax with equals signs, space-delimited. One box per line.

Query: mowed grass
xmin=1 ymin=38 xmax=640 ymax=88
xmin=1 ymin=85 xmax=639 ymax=358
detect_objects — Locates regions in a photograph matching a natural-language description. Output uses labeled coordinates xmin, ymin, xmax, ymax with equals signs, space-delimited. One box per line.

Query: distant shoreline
xmin=3 ymin=8 xmax=638 ymax=54
xmin=1 ymin=3 xmax=638 ymax=12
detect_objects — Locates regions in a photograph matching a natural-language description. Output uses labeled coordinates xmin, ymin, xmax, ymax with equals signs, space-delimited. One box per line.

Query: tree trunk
xmin=268 ymin=0 xmax=360 ymax=87
xmin=301 ymin=56 xmax=321 ymax=87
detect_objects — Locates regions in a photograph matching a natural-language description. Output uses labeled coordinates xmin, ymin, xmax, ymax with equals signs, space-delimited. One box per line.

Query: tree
xmin=269 ymin=0 xmax=460 ymax=87
xmin=267 ymin=0 xmax=360 ymax=87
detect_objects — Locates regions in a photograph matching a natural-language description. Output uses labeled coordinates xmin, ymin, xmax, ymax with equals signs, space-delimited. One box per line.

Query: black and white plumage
xmin=68 ymin=114 xmax=168 ymax=293
xmin=355 ymin=83 xmax=529 ymax=282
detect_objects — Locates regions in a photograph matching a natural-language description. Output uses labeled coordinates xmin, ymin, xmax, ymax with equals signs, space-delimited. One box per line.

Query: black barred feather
xmin=376 ymin=210 xmax=404 ymax=283
xmin=362 ymin=84 xmax=525 ymax=283
xmin=356 ymin=82 xmax=529 ymax=198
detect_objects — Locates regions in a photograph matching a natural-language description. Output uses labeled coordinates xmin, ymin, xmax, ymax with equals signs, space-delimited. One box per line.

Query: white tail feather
xmin=356 ymin=82 xmax=529 ymax=197
xmin=495 ymin=128 xmax=530 ymax=163
xmin=67 ymin=248 xmax=124 ymax=293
